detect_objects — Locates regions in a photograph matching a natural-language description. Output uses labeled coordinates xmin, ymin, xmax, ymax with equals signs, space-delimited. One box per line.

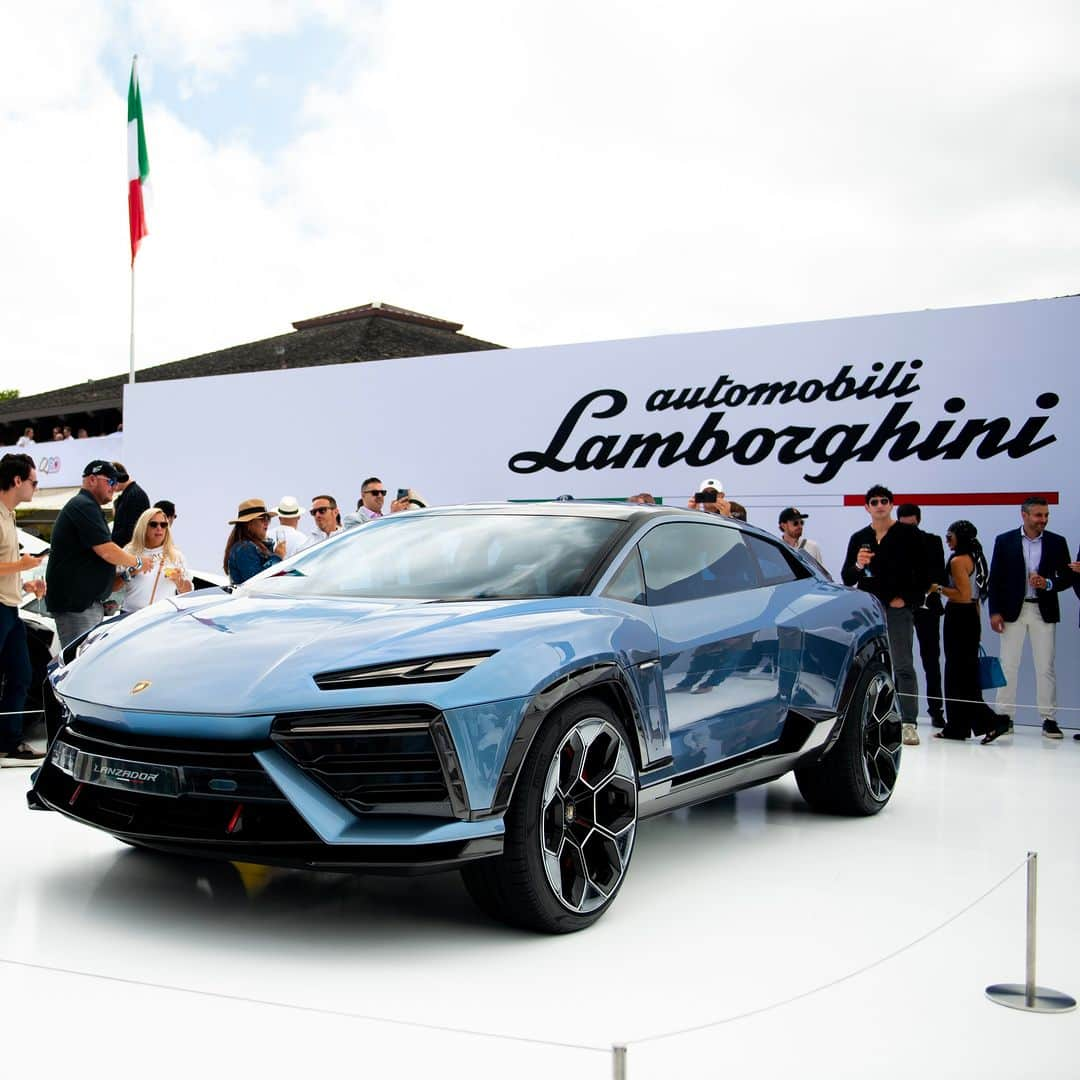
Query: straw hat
xmin=228 ymin=499 xmax=276 ymax=525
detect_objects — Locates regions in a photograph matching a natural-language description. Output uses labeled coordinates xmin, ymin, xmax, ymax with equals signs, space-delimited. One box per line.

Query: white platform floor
xmin=2 ymin=723 xmax=1077 ymax=1079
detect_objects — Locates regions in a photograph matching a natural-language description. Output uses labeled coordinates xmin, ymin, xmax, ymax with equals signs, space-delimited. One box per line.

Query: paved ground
xmin=1 ymin=722 xmax=1077 ymax=1079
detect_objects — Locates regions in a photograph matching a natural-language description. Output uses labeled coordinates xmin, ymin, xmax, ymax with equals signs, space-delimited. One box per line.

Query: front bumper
xmin=31 ymin=719 xmax=503 ymax=873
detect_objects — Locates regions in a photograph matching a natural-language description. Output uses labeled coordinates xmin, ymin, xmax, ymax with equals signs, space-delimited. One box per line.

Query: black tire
xmin=795 ymin=659 xmax=902 ymax=816
xmin=461 ymin=695 xmax=638 ymax=933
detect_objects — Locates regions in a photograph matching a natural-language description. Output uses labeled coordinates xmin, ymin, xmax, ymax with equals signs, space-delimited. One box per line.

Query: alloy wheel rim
xmin=860 ymin=671 xmax=902 ymax=801
xmin=540 ymin=718 xmax=637 ymax=914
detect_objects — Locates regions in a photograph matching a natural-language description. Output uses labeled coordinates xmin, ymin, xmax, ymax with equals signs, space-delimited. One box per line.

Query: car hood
xmin=53 ymin=591 xmax=630 ymax=714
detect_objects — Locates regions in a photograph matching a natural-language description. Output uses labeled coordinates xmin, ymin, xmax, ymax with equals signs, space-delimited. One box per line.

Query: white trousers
xmin=994 ymin=603 xmax=1057 ymax=722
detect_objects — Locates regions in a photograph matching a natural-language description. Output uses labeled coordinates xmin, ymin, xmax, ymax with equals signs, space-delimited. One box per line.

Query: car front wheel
xmin=794 ymin=659 xmax=902 ymax=815
xmin=462 ymin=695 xmax=639 ymax=933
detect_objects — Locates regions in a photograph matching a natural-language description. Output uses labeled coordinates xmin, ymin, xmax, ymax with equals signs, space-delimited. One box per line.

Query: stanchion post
xmin=1024 ymin=850 xmax=1037 ymax=1006
xmin=986 ymin=851 xmax=1076 ymax=1013
xmin=612 ymin=1043 xmax=627 ymax=1079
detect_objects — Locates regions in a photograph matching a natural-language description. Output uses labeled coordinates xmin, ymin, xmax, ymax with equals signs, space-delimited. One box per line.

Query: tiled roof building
xmin=0 ymin=303 xmax=503 ymax=444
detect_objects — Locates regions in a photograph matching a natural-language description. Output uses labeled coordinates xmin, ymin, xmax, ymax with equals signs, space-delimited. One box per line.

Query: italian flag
xmin=127 ymin=57 xmax=149 ymax=266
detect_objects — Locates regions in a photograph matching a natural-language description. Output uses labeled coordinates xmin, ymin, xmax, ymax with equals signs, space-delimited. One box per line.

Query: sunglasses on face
xmin=148 ymin=521 xmax=168 ymax=529
xmin=364 ymin=489 xmax=388 ymax=497
xmin=868 ymin=497 xmax=891 ymax=507
xmin=311 ymin=506 xmax=332 ymax=515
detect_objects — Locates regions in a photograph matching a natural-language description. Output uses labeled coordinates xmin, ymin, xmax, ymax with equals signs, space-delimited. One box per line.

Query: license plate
xmin=51 ymin=740 xmax=180 ymax=797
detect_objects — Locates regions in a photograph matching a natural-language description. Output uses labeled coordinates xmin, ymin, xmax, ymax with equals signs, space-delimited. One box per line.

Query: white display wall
xmin=122 ymin=296 xmax=1079 ymax=722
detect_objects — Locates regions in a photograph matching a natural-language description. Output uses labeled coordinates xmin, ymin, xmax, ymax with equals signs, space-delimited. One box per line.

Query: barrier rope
xmin=1 ymin=858 xmax=1028 ymax=1054
xmin=893 ymin=692 xmax=1080 ymax=713
xmin=0 ymin=954 xmax=609 ymax=1055
xmin=626 ymin=856 xmax=1028 ymax=1046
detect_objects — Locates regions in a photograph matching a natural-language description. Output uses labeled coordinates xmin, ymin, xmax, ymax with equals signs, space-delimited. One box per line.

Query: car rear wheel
xmin=795 ymin=659 xmax=902 ymax=815
xmin=461 ymin=695 xmax=638 ymax=933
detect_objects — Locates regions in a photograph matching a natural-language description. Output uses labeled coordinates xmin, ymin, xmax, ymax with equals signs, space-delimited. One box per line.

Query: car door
xmin=639 ymin=520 xmax=787 ymax=774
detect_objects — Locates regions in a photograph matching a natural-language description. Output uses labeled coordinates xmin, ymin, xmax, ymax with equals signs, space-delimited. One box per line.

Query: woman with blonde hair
xmin=117 ymin=506 xmax=192 ymax=612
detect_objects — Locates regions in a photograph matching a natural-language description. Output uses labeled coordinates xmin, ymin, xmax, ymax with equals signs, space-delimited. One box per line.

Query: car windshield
xmin=244 ymin=512 xmax=625 ymax=600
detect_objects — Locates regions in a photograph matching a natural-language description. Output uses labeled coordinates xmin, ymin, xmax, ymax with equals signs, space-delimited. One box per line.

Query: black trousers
xmin=942 ymin=603 xmax=998 ymax=738
xmin=913 ymin=606 xmax=944 ymax=720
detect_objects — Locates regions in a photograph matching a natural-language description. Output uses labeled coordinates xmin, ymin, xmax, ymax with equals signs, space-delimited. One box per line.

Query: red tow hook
xmin=69 ymin=783 xmax=84 ymax=807
xmin=226 ymin=803 xmax=244 ymax=835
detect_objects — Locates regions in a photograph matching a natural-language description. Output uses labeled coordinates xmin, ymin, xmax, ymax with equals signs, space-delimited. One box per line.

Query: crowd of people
xmin=14 ymin=424 xmax=123 ymax=445
xmin=838 ymin=485 xmax=1079 ymax=748
xmin=1 ymin=454 xmax=1078 ymax=768
xmin=221 ymin=479 xmax=426 ymax=585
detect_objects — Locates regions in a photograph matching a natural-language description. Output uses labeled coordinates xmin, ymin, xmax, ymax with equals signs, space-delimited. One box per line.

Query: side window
xmin=745 ymin=534 xmax=808 ymax=585
xmin=603 ymin=548 xmax=646 ymax=605
xmin=639 ymin=522 xmax=759 ymax=605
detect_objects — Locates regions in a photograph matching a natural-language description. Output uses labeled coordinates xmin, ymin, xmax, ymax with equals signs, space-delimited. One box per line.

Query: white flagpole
xmin=128 ymin=52 xmax=139 ymax=385
xmin=129 ymin=260 xmax=136 ymax=384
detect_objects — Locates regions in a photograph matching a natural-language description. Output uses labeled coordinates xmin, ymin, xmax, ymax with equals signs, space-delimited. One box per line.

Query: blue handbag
xmin=978 ymin=646 xmax=1007 ymax=690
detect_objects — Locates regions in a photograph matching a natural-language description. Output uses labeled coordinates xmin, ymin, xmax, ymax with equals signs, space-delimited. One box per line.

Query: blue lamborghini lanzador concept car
xmin=30 ymin=503 xmax=902 ymax=932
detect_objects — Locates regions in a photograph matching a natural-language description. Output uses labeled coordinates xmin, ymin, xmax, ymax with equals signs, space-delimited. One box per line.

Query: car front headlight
xmin=314 ymin=651 xmax=496 ymax=690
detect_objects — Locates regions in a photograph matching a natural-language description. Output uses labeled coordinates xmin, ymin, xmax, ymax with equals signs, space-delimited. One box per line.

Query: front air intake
xmin=271 ymin=706 xmax=468 ymax=818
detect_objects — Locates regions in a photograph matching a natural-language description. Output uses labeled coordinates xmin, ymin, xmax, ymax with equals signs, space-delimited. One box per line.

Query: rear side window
xmin=745 ymin=534 xmax=809 ymax=585
xmin=639 ymin=522 xmax=759 ymax=605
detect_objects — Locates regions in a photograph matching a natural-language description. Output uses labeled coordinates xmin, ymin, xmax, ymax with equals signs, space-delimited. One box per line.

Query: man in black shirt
xmin=841 ymin=484 xmax=930 ymax=745
xmin=46 ymin=460 xmax=149 ymax=648
xmin=110 ymin=461 xmax=150 ymax=548
xmin=896 ymin=502 xmax=947 ymax=728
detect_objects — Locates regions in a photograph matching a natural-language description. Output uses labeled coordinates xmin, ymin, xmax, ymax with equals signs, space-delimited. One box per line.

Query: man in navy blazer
xmin=987 ymin=496 xmax=1075 ymax=738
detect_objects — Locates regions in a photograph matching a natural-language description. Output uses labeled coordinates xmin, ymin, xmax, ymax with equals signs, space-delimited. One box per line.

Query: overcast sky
xmin=3 ymin=0 xmax=1076 ymax=397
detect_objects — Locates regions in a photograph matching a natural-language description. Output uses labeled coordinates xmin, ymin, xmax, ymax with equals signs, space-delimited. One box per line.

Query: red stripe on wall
xmin=842 ymin=492 xmax=1059 ymax=507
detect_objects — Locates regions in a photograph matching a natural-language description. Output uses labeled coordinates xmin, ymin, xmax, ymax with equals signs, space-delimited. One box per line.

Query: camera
xmin=694 ymin=490 xmax=718 ymax=504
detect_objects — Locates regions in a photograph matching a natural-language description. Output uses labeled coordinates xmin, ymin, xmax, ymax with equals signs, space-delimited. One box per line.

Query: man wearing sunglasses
xmin=308 ymin=495 xmax=343 ymax=543
xmin=842 ymin=484 xmax=930 ymax=746
xmin=344 ymin=477 xmax=412 ymax=528
xmin=45 ymin=460 xmax=150 ymax=649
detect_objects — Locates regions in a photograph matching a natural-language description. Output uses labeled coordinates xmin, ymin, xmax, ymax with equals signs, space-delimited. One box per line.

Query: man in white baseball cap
xmin=689 ymin=478 xmax=731 ymax=516
xmin=270 ymin=496 xmax=312 ymax=557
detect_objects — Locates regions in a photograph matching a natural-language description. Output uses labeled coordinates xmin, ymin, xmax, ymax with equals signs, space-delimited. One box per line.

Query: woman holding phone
xmin=118 ymin=507 xmax=192 ymax=612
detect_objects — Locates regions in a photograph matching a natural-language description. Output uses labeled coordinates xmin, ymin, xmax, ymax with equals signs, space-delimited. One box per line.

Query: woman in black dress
xmin=928 ymin=520 xmax=1009 ymax=744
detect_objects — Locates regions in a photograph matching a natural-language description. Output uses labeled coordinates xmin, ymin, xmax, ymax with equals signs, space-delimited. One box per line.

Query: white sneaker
xmin=902 ymin=723 xmax=920 ymax=746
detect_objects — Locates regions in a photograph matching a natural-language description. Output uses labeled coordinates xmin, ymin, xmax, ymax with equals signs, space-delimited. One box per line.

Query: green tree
xmin=0 ymin=389 xmax=19 ymax=401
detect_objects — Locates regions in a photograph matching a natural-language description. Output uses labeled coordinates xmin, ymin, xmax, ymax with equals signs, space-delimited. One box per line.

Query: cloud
xmin=2 ymin=0 xmax=1078 ymax=399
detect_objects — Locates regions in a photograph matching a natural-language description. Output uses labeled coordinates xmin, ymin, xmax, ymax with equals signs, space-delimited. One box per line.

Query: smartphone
xmin=397 ymin=488 xmax=409 ymax=501
xmin=27 ymin=547 xmax=50 ymax=558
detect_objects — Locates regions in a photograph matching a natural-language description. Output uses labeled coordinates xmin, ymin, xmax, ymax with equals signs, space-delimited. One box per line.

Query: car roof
xmin=416 ymin=502 xmax=688 ymax=522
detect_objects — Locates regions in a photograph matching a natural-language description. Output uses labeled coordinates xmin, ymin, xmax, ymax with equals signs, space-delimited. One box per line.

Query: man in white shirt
xmin=308 ymin=494 xmax=343 ymax=544
xmin=779 ymin=507 xmax=826 ymax=570
xmin=0 ymin=453 xmax=47 ymax=765
xmin=269 ymin=496 xmax=312 ymax=557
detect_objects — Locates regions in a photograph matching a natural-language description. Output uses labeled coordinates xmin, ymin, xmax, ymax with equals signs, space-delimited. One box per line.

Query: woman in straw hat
xmin=223 ymin=499 xmax=285 ymax=585
xmin=117 ymin=506 xmax=192 ymax=612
